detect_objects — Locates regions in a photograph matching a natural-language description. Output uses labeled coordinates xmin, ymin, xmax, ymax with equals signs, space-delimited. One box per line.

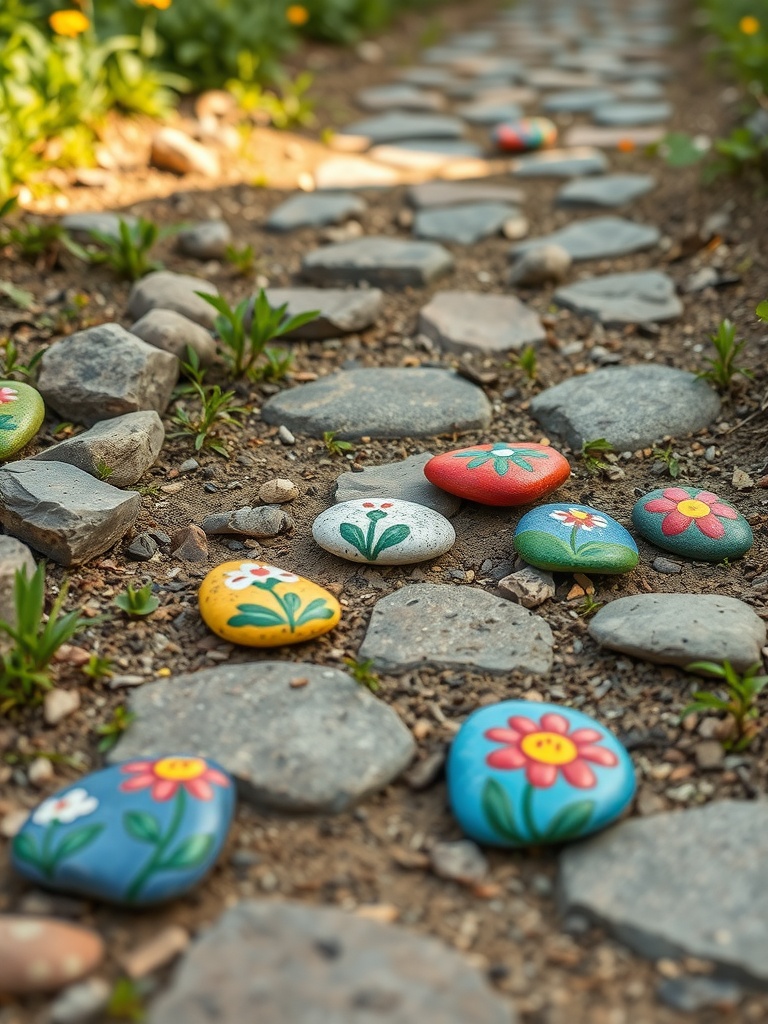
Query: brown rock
xmin=171 ymin=525 xmax=209 ymax=562
xmin=0 ymin=916 xmax=104 ymax=995
xmin=121 ymin=926 xmax=190 ymax=979
xmin=151 ymin=127 xmax=220 ymax=177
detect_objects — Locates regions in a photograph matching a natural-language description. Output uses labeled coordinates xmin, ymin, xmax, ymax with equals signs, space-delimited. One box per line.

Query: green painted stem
xmin=521 ymin=783 xmax=540 ymax=842
xmin=41 ymin=821 xmax=59 ymax=878
xmin=125 ymin=789 xmax=186 ymax=902
xmin=569 ymin=525 xmax=579 ymax=554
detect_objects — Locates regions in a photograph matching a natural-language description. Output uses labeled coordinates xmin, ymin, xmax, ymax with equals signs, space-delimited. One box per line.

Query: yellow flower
xmin=49 ymin=9 xmax=90 ymax=36
xmin=135 ymin=0 xmax=172 ymax=8
xmin=286 ymin=4 xmax=309 ymax=26
xmin=740 ymin=15 xmax=760 ymax=34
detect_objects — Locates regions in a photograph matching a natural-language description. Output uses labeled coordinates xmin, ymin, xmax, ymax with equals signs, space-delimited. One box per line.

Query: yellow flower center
xmin=153 ymin=757 xmax=207 ymax=781
xmin=676 ymin=498 xmax=710 ymax=519
xmin=286 ymin=4 xmax=309 ymax=25
xmin=740 ymin=15 xmax=760 ymax=35
xmin=520 ymin=732 xmax=578 ymax=766
xmin=568 ymin=509 xmax=589 ymax=520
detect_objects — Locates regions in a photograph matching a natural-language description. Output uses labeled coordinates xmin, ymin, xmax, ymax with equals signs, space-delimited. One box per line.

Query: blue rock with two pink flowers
xmin=11 ymin=756 xmax=235 ymax=905
xmin=447 ymin=701 xmax=635 ymax=848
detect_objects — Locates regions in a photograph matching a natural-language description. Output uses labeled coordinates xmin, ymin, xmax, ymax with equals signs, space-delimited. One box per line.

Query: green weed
xmin=322 ymin=430 xmax=355 ymax=457
xmin=343 ymin=656 xmax=380 ymax=693
xmin=170 ymin=351 xmax=248 ymax=456
xmin=682 ymin=660 xmax=768 ymax=751
xmin=82 ymin=653 xmax=113 ymax=681
xmin=652 ymin=445 xmax=681 ymax=479
xmin=87 ymin=217 xmax=172 ymax=281
xmin=114 ymin=582 xmax=159 ymax=618
xmin=580 ymin=437 xmax=615 ymax=476
xmin=95 ymin=705 xmax=135 ymax=753
xmin=697 ymin=318 xmax=754 ymax=390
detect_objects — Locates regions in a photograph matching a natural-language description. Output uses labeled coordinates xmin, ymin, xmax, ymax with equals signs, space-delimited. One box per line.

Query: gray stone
xmin=0 ymin=461 xmax=140 ymax=566
xmin=430 ymin=840 xmax=488 ymax=884
xmin=31 ymin=410 xmax=164 ymax=487
xmin=369 ymin=140 xmax=483 ymax=165
xmin=397 ymin=66 xmax=456 ymax=87
xmin=37 ymin=324 xmax=178 ymax=426
xmin=497 ymin=565 xmax=556 ymax=608
xmin=129 ymin=308 xmax=217 ymax=364
xmin=201 ymin=505 xmax=294 ymax=539
xmin=127 ymin=533 xmax=159 ymax=561
xmin=458 ymin=101 xmax=523 ymax=124
xmin=603 ymin=61 xmax=671 ymax=82
xmin=335 ymin=453 xmax=461 ymax=517
xmin=266 ymin=192 xmax=366 ymax=232
xmin=419 ymin=291 xmax=545 ymax=354
xmin=338 ymin=112 xmax=465 ymax=146
xmin=542 ymin=89 xmax=617 ymax=113
xmin=558 ymin=800 xmax=768 ymax=985
xmin=261 ymin=287 xmax=382 ymax=338
xmin=524 ymin=69 xmax=602 ymax=90
xmin=508 ymin=244 xmax=572 ymax=287
xmin=511 ymin=217 xmax=660 ymax=262
xmin=618 ymin=80 xmax=665 ymax=99
xmin=0 ymin=536 xmax=36 ymax=627
xmin=653 ymin=557 xmax=682 ymax=574
xmin=113 ymin=663 xmax=415 ymax=813
xmin=407 ymin=181 xmax=524 ymax=209
xmin=147 ymin=901 xmax=513 ymax=1024
xmin=262 ymin=368 xmax=491 ymax=440
xmin=150 ymin=127 xmax=220 ymax=177
xmin=356 ymin=83 xmax=445 ymax=111
xmin=49 ymin=978 xmax=111 ymax=1024
xmin=358 ymin=584 xmax=553 ymax=675
xmin=657 ymin=976 xmax=743 ymax=1014
xmin=589 ymin=594 xmax=766 ymax=673
xmin=593 ymin=101 xmax=671 ymax=126
xmin=511 ymin=147 xmax=609 ymax=177
xmin=176 ymin=220 xmax=232 ymax=259
xmin=557 ymin=173 xmax=656 ymax=208
xmin=414 ymin=203 xmax=521 ymax=245
xmin=126 ymin=270 xmax=220 ymax=329
xmin=530 ymin=365 xmax=720 ymax=450
xmin=554 ymin=271 xmax=682 ymax=323
xmin=302 ymin=237 xmax=453 ymax=289
xmin=61 ymin=211 xmax=137 ymax=242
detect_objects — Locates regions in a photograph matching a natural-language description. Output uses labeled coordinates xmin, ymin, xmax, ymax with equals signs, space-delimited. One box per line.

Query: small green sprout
xmin=114 ymin=582 xmax=159 ymax=618
xmin=681 ymin=660 xmax=768 ymax=751
xmin=580 ymin=437 xmax=615 ymax=476
xmin=95 ymin=705 xmax=135 ymax=753
xmin=652 ymin=445 xmax=680 ymax=479
xmin=343 ymin=657 xmax=380 ymax=693
xmin=697 ymin=319 xmax=754 ymax=391
xmin=323 ymin=430 xmax=355 ymax=457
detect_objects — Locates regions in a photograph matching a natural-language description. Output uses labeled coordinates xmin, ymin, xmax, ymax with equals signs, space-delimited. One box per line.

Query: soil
xmin=2 ymin=0 xmax=768 ymax=1022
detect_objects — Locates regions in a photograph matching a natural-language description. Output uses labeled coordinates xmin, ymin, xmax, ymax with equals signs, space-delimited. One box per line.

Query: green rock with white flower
xmin=0 ymin=381 xmax=45 ymax=460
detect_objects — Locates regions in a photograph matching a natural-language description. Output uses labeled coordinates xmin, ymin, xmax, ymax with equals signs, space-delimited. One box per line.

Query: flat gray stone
xmin=126 ymin=270 xmax=219 ymax=329
xmin=61 ymin=211 xmax=137 ymax=242
xmin=259 ymin=287 xmax=382 ymax=338
xmin=419 ymin=291 xmax=545 ymax=353
xmin=266 ymin=192 xmax=366 ymax=232
xmin=589 ymin=594 xmax=766 ymax=672
xmin=356 ymin=83 xmax=445 ymax=111
xmin=176 ymin=220 xmax=231 ymax=259
xmin=147 ymin=901 xmax=513 ymax=1024
xmin=338 ymin=112 xmax=465 ymax=146
xmin=262 ymin=368 xmax=491 ymax=440
xmin=603 ymin=60 xmax=671 ymax=82
xmin=414 ymin=203 xmax=520 ymax=245
xmin=559 ymin=800 xmax=768 ymax=986
xmin=554 ymin=271 xmax=682 ymax=323
xmin=557 ymin=173 xmax=656 ymax=208
xmin=408 ymin=181 xmax=524 ymax=209
xmin=37 ymin=324 xmax=179 ymax=426
xmin=302 ymin=237 xmax=453 ymax=289
xmin=31 ymin=410 xmax=164 ymax=487
xmin=593 ymin=101 xmax=671 ymax=126
xmin=618 ymin=79 xmax=665 ymax=99
xmin=524 ymin=69 xmax=602 ymax=89
xmin=511 ymin=147 xmax=609 ymax=177
xmin=0 ymin=461 xmax=140 ymax=566
xmin=129 ymin=308 xmax=218 ymax=364
xmin=201 ymin=505 xmax=294 ymax=539
xmin=458 ymin=101 xmax=523 ymax=124
xmin=397 ymin=66 xmax=456 ymax=87
xmin=542 ymin=89 xmax=617 ymax=113
xmin=334 ymin=453 xmax=461 ymax=517
xmin=510 ymin=216 xmax=660 ymax=262
xmin=359 ymin=584 xmax=553 ymax=675
xmin=530 ymin=364 xmax=720 ymax=450
xmin=0 ymin=536 xmax=35 ymax=627
xmin=113 ymin=663 xmax=415 ymax=813
xmin=370 ymin=140 xmax=483 ymax=165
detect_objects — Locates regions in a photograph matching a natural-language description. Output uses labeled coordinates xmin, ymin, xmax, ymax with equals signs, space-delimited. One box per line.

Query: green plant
xmin=82 ymin=653 xmax=113 ymax=681
xmin=225 ymin=242 xmax=260 ymax=276
xmin=114 ymin=582 xmax=159 ymax=618
xmin=577 ymin=594 xmax=603 ymax=618
xmin=87 ymin=217 xmax=171 ymax=281
xmin=323 ymin=430 xmax=355 ymax=456
xmin=170 ymin=351 xmax=248 ymax=456
xmin=95 ymin=705 xmax=135 ymax=753
xmin=0 ymin=336 xmax=43 ymax=379
xmin=697 ymin=318 xmax=754 ymax=390
xmin=649 ymin=131 xmax=707 ymax=168
xmin=343 ymin=656 xmax=380 ymax=693
xmin=1 ymin=217 xmax=88 ymax=264
xmin=106 ymin=977 xmax=145 ymax=1022
xmin=681 ymin=660 xmax=768 ymax=751
xmin=96 ymin=461 xmax=114 ymax=481
xmin=0 ymin=565 xmax=91 ymax=713
xmin=756 ymin=299 xmax=768 ymax=322
xmin=580 ymin=437 xmax=615 ymax=476
xmin=507 ymin=345 xmax=537 ymax=381
xmin=652 ymin=445 xmax=681 ymax=479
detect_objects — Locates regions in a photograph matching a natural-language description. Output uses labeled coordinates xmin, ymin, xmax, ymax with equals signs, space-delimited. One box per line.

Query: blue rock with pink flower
xmin=447 ymin=701 xmax=636 ymax=849
xmin=632 ymin=486 xmax=753 ymax=562
xmin=11 ymin=757 xmax=235 ymax=906
xmin=513 ymin=502 xmax=639 ymax=574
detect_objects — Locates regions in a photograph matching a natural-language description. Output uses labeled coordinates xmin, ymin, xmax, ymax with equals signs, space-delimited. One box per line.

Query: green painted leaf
xmin=543 ymin=800 xmax=595 ymax=843
xmin=282 ymin=592 xmax=301 ymax=616
xmin=295 ymin=597 xmax=334 ymax=626
xmin=12 ymin=832 xmax=40 ymax=867
xmin=124 ymin=811 xmax=162 ymax=845
xmin=371 ymin=523 xmax=411 ymax=559
xmin=493 ymin=457 xmax=510 ymax=476
xmin=161 ymin=833 xmax=215 ymax=871
xmin=0 ymin=414 xmax=15 ymax=431
xmin=464 ymin=455 xmax=491 ymax=468
xmin=481 ymin=778 xmax=523 ymax=842
xmin=53 ymin=824 xmax=105 ymax=864
xmin=228 ymin=610 xmax=287 ymax=628
xmin=339 ymin=522 xmax=367 ymax=557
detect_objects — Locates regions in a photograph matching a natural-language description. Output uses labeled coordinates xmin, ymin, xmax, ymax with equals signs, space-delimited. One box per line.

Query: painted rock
xmin=0 ymin=380 xmax=45 ymax=460
xmin=631 ymin=486 xmax=753 ymax=562
xmin=514 ymin=503 xmax=638 ymax=574
xmin=492 ymin=117 xmax=557 ymax=153
xmin=11 ymin=757 xmax=235 ymax=906
xmin=0 ymin=915 xmax=104 ymax=995
xmin=424 ymin=442 xmax=570 ymax=506
xmin=447 ymin=700 xmax=635 ymax=848
xmin=313 ymin=498 xmax=455 ymax=565
xmin=199 ymin=560 xmax=340 ymax=646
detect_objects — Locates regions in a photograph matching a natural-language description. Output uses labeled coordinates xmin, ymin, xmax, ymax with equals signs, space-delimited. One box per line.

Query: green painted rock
xmin=631 ymin=486 xmax=753 ymax=562
xmin=0 ymin=382 xmax=44 ymax=460
xmin=514 ymin=503 xmax=639 ymax=574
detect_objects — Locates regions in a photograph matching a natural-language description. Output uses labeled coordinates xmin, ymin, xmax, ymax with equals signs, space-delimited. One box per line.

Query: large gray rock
xmin=593 ymin=101 xmax=672 ymax=126
xmin=356 ymin=83 xmax=445 ymax=111
xmin=359 ymin=584 xmax=553 ymax=675
xmin=557 ymin=173 xmax=656 ymax=208
xmin=113 ymin=663 xmax=415 ymax=813
xmin=302 ymin=237 xmax=454 ymax=289
xmin=61 ymin=211 xmax=137 ymax=242
xmin=554 ymin=271 xmax=682 ymax=324
xmin=334 ymin=452 xmax=461 ymax=517
xmin=419 ymin=291 xmax=545 ymax=354
xmin=414 ymin=203 xmax=520 ymax=245
xmin=129 ymin=308 xmax=217 ymax=364
xmin=458 ymin=101 xmax=523 ymax=124
xmin=263 ymin=288 xmax=382 ymax=339
xmin=407 ymin=181 xmax=524 ymax=209
xmin=31 ymin=411 xmax=164 ymax=487
xmin=36 ymin=324 xmax=178 ymax=426
xmin=126 ymin=271 xmax=220 ymax=329
xmin=148 ymin=901 xmax=513 ymax=1024
xmin=176 ymin=220 xmax=232 ymax=259
xmin=262 ymin=368 xmax=491 ymax=440
xmin=338 ymin=112 xmax=465 ymax=146
xmin=0 ymin=536 xmax=36 ymax=627
xmin=559 ymin=801 xmax=768 ymax=986
xmin=510 ymin=147 xmax=609 ymax=177
xmin=530 ymin=365 xmax=720 ymax=450
xmin=0 ymin=461 xmax=140 ymax=566
xmin=510 ymin=217 xmax=660 ymax=262
xmin=266 ymin=192 xmax=366 ymax=232
xmin=542 ymin=89 xmax=617 ymax=113
xmin=589 ymin=593 xmax=766 ymax=672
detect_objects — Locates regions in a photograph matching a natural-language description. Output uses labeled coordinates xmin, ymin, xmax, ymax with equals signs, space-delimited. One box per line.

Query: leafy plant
xmin=697 ymin=318 xmax=754 ymax=390
xmin=650 ymin=131 xmax=707 ymax=168
xmin=0 ymin=336 xmax=43 ymax=379
xmin=82 ymin=653 xmax=113 ymax=681
xmin=507 ymin=344 xmax=537 ymax=381
xmin=652 ymin=445 xmax=681 ymax=479
xmin=225 ymin=242 xmax=260 ymax=276
xmin=323 ymin=430 xmax=354 ymax=456
xmin=343 ymin=656 xmax=380 ymax=693
xmin=580 ymin=437 xmax=615 ymax=476
xmin=1 ymin=218 xmax=89 ymax=264
xmin=114 ymin=582 xmax=159 ymax=618
xmin=681 ymin=660 xmax=768 ymax=751
xmin=577 ymin=594 xmax=603 ymax=618
xmin=170 ymin=351 xmax=248 ymax=456
xmin=96 ymin=461 xmax=114 ymax=481
xmin=95 ymin=705 xmax=135 ymax=753
xmin=106 ymin=977 xmax=145 ymax=1022
xmin=756 ymin=299 xmax=768 ymax=322
xmin=87 ymin=217 xmax=172 ymax=281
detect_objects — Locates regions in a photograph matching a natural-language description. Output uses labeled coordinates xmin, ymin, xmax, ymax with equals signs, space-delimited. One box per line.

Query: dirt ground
xmin=2 ymin=0 xmax=768 ymax=1021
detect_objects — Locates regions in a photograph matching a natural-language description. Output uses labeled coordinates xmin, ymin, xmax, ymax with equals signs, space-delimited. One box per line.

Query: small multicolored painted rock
xmin=424 ymin=442 xmax=570 ymax=506
xmin=11 ymin=757 xmax=235 ymax=906
xmin=631 ymin=486 xmax=753 ymax=562
xmin=0 ymin=915 xmax=104 ymax=995
xmin=313 ymin=498 xmax=455 ymax=565
xmin=447 ymin=700 xmax=635 ymax=848
xmin=492 ymin=117 xmax=557 ymax=153
xmin=514 ymin=503 xmax=639 ymax=574
xmin=199 ymin=561 xmax=340 ymax=646
xmin=0 ymin=380 xmax=45 ymax=460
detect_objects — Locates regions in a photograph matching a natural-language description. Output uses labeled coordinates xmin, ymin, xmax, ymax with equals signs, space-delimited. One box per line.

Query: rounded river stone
xmin=631 ymin=486 xmax=753 ymax=562
xmin=514 ymin=503 xmax=638 ymax=574
xmin=313 ymin=498 xmax=455 ymax=565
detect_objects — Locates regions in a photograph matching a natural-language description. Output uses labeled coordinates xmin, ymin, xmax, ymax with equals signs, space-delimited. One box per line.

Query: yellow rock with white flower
xmin=198 ymin=561 xmax=341 ymax=646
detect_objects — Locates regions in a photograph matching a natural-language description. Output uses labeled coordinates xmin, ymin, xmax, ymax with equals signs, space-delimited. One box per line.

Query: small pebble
xmin=653 ymin=557 xmax=682 ymax=574
xmin=430 ymin=839 xmax=489 ymax=885
xmin=49 ymin=977 xmax=111 ymax=1024
xmin=29 ymin=757 xmax=54 ymax=787
xmin=121 ymin=925 xmax=190 ymax=979
xmin=170 ymin=524 xmax=209 ymax=562
xmin=44 ymin=688 xmax=81 ymax=726
xmin=278 ymin=425 xmax=296 ymax=445
xmin=258 ymin=478 xmax=299 ymax=504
